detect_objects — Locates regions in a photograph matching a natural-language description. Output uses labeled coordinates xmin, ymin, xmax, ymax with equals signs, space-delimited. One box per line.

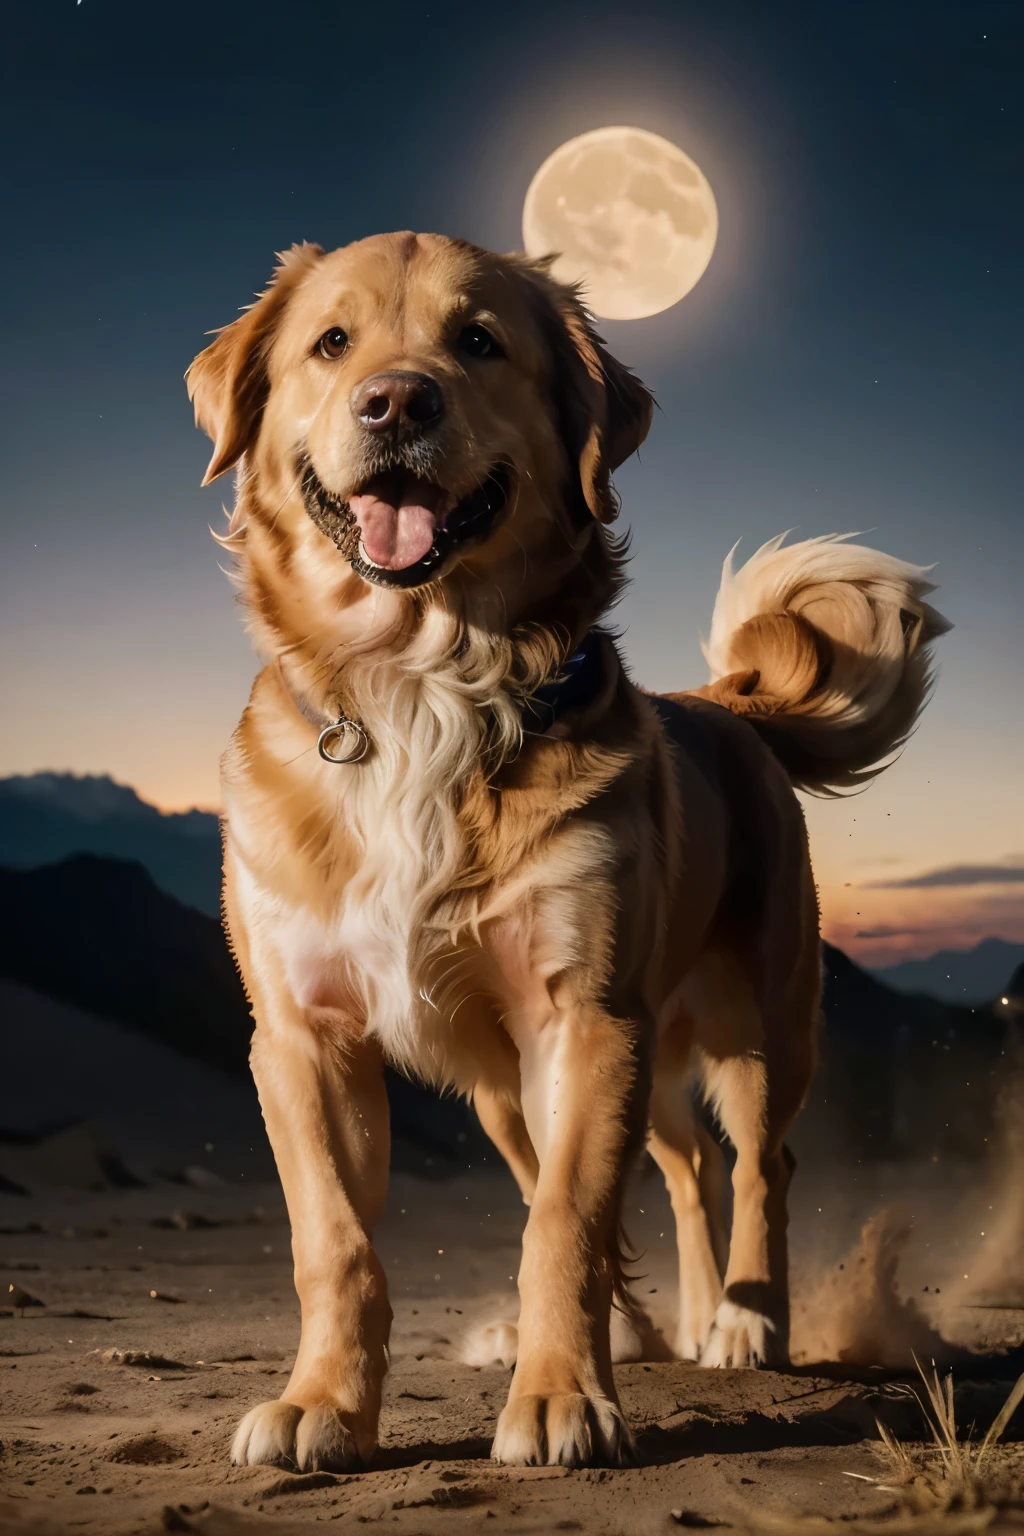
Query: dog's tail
xmin=691 ymin=533 xmax=952 ymax=795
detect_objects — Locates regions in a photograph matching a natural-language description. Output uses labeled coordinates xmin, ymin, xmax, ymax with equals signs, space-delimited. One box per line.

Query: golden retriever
xmin=186 ymin=232 xmax=948 ymax=1471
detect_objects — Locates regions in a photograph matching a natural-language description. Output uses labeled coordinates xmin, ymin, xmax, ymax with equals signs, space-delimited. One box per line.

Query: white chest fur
xmin=226 ymin=777 xmax=456 ymax=1069
xmin=226 ymin=657 xmax=505 ymax=1070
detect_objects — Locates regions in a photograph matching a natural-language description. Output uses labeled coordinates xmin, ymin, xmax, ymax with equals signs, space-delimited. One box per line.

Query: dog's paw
xmin=609 ymin=1304 xmax=673 ymax=1363
xmin=699 ymin=1299 xmax=784 ymax=1369
xmin=674 ymin=1295 xmax=719 ymax=1362
xmin=462 ymin=1311 xmax=668 ymax=1370
xmin=492 ymin=1392 xmax=633 ymax=1468
xmin=674 ymin=1329 xmax=705 ymax=1363
xmin=230 ymin=1399 xmax=366 ymax=1472
xmin=608 ymin=1305 xmax=645 ymax=1363
xmin=459 ymin=1319 xmax=519 ymax=1368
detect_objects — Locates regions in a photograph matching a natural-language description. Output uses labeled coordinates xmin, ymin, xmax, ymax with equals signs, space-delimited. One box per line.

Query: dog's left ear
xmin=520 ymin=262 xmax=655 ymax=523
xmin=187 ymin=242 xmax=324 ymax=485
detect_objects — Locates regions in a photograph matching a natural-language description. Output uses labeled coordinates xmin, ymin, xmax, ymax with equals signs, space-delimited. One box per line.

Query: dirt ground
xmin=2 ymin=1158 xmax=1024 ymax=1536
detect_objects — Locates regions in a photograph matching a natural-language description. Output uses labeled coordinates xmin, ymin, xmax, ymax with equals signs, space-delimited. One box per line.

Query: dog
xmin=186 ymin=232 xmax=949 ymax=1472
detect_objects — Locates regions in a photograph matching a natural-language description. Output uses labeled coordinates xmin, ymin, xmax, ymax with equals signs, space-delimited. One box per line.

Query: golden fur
xmin=186 ymin=232 xmax=948 ymax=1471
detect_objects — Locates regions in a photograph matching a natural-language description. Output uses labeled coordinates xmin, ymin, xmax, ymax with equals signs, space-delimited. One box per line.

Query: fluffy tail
xmin=693 ymin=533 xmax=952 ymax=795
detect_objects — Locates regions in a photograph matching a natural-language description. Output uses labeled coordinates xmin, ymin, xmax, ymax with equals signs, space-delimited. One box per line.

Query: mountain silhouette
xmin=0 ymin=772 xmax=222 ymax=917
xmin=871 ymin=937 xmax=1024 ymax=1006
xmin=0 ymin=854 xmax=249 ymax=1073
xmin=815 ymin=940 xmax=1004 ymax=1160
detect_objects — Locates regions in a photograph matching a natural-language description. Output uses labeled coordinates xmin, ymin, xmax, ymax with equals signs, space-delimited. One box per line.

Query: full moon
xmin=522 ymin=125 xmax=718 ymax=321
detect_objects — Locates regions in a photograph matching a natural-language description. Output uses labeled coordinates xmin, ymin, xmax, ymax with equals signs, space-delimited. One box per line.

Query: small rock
xmin=162 ymin=1509 xmax=197 ymax=1534
xmin=176 ymin=1166 xmax=229 ymax=1190
xmin=107 ymin=1433 xmax=182 ymax=1465
xmin=151 ymin=1210 xmax=223 ymax=1231
xmin=261 ymin=1472 xmax=339 ymax=1496
xmin=7 ymin=1284 xmax=44 ymax=1311
xmin=99 ymin=1347 xmax=191 ymax=1370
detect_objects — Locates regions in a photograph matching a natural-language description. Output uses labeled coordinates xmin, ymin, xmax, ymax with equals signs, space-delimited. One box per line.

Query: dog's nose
xmin=351 ymin=370 xmax=445 ymax=434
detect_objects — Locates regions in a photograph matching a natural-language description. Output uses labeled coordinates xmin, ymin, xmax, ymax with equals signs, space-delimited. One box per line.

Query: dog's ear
xmin=186 ymin=242 xmax=324 ymax=485
xmin=520 ymin=262 xmax=654 ymax=523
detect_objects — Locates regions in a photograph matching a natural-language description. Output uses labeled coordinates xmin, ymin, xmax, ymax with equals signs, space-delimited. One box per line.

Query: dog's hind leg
xmin=698 ymin=1046 xmax=793 ymax=1368
xmin=470 ymin=1080 xmax=665 ymax=1372
xmin=461 ymin=1086 xmax=536 ymax=1373
xmin=474 ymin=1083 xmax=539 ymax=1205
xmin=696 ymin=1120 xmax=730 ymax=1276
xmin=647 ymin=1080 xmax=726 ymax=1361
xmin=688 ymin=949 xmax=814 ymax=1369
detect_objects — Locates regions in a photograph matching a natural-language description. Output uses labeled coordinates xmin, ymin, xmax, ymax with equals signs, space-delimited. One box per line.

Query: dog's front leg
xmin=492 ymin=995 xmax=647 ymax=1468
xmin=231 ymin=1015 xmax=391 ymax=1472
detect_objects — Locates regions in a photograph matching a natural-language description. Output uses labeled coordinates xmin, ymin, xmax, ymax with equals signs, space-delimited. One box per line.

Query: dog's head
xmin=187 ymin=233 xmax=653 ymax=601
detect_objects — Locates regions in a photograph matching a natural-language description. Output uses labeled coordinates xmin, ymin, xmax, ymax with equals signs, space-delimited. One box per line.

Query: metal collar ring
xmin=317 ymin=715 xmax=369 ymax=765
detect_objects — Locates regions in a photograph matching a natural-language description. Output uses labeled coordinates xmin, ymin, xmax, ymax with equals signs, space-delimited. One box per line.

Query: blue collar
xmin=522 ymin=630 xmax=607 ymax=734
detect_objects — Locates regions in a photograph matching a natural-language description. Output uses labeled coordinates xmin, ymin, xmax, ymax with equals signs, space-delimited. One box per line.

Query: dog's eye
xmin=318 ymin=327 xmax=349 ymax=360
xmin=458 ymin=323 xmax=504 ymax=360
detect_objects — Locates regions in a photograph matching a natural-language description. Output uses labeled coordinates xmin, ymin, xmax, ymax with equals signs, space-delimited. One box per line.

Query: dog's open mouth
xmin=300 ymin=459 xmax=511 ymax=589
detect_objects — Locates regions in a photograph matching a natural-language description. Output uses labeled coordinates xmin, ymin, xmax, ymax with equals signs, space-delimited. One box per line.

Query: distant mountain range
xmin=872 ymin=938 xmax=1024 ymax=1006
xmin=811 ymin=943 xmax=1006 ymax=1161
xmin=0 ymin=772 xmax=221 ymax=917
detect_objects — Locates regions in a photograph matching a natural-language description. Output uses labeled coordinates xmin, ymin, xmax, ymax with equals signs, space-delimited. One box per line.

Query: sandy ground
xmin=2 ymin=1158 xmax=1024 ymax=1536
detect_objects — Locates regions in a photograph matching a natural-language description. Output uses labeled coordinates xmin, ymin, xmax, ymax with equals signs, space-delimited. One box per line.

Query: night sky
xmin=2 ymin=0 xmax=1021 ymax=963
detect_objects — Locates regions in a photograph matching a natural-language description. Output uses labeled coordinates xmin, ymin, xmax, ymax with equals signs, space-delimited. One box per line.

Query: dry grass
xmin=735 ymin=1361 xmax=1024 ymax=1534
xmin=894 ymin=1357 xmax=1024 ymax=1506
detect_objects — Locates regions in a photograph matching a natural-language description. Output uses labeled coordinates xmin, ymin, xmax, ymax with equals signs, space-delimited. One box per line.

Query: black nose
xmin=351 ymin=370 xmax=445 ymax=434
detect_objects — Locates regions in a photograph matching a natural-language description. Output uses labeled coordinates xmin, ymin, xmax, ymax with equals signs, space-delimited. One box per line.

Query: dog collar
xmin=521 ymin=630 xmax=607 ymax=735
xmin=280 ymin=631 xmax=605 ymax=767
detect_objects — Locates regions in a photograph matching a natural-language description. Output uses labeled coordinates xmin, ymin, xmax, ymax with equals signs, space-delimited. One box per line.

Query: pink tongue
xmin=349 ymin=481 xmax=441 ymax=571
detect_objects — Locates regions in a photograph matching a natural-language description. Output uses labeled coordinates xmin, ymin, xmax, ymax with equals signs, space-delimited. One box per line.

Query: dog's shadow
xmin=373 ymin=1433 xmax=495 ymax=1471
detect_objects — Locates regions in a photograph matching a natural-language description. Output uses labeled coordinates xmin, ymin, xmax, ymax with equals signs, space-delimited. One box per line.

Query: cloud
xmin=854 ymin=925 xmax=939 ymax=940
xmin=871 ymin=862 xmax=1024 ymax=890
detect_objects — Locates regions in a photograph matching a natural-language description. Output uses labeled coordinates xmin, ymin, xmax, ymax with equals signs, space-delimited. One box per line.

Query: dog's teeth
xmin=358 ymin=539 xmax=386 ymax=570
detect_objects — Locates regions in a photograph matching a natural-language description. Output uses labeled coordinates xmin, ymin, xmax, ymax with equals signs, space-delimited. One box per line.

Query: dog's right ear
xmin=186 ymin=242 xmax=324 ymax=485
